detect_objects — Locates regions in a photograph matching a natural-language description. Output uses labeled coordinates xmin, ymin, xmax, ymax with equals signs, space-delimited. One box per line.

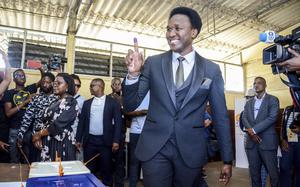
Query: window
xmin=225 ymin=64 xmax=244 ymax=92
xmin=74 ymin=51 xmax=110 ymax=76
xmin=112 ymin=56 xmax=127 ymax=78
xmin=214 ymin=62 xmax=225 ymax=79
xmin=8 ymin=41 xmax=22 ymax=68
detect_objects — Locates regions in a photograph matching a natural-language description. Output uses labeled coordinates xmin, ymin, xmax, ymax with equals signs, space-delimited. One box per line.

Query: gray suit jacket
xmin=242 ymin=93 xmax=279 ymax=150
xmin=123 ymin=50 xmax=233 ymax=168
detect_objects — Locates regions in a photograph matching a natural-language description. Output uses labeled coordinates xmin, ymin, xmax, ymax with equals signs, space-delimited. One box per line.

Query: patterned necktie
xmin=176 ymin=56 xmax=185 ymax=88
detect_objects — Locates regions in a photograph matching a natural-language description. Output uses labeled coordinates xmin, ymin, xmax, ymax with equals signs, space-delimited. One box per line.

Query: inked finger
xmin=134 ymin=37 xmax=139 ymax=52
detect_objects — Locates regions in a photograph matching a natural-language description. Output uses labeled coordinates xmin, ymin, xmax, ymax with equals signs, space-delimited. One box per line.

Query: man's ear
xmin=192 ymin=29 xmax=198 ymax=39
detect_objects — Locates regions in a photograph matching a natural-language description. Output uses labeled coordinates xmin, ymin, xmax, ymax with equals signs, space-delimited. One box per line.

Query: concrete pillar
xmin=65 ymin=32 xmax=76 ymax=74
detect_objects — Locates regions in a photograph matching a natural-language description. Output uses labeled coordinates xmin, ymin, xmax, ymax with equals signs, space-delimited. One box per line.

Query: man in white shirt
xmin=76 ymin=78 xmax=122 ymax=186
xmin=242 ymin=76 xmax=280 ymax=187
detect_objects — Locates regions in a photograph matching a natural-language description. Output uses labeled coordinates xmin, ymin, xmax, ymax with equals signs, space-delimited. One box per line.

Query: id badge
xmin=287 ymin=128 xmax=298 ymax=142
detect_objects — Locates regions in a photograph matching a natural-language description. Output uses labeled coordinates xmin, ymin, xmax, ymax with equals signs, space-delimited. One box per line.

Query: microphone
xmin=259 ymin=31 xmax=279 ymax=43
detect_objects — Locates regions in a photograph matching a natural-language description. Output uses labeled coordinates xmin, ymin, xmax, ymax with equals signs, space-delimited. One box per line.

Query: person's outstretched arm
xmin=0 ymin=50 xmax=11 ymax=95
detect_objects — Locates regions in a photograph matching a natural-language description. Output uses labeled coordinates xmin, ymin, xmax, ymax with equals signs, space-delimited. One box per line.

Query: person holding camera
xmin=280 ymin=104 xmax=300 ymax=186
xmin=279 ymin=48 xmax=300 ymax=71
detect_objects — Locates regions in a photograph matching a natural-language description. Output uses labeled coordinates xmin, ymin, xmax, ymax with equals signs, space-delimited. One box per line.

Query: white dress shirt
xmin=171 ymin=50 xmax=195 ymax=84
xmin=254 ymin=93 xmax=266 ymax=119
xmin=89 ymin=95 xmax=106 ymax=135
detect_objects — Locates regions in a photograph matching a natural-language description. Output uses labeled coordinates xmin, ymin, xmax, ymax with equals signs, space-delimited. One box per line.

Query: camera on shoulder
xmin=263 ymin=26 xmax=300 ymax=74
xmin=47 ymin=54 xmax=67 ymax=72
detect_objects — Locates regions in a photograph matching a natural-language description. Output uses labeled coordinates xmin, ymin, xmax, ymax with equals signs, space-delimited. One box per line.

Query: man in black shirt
xmin=108 ymin=77 xmax=125 ymax=187
xmin=3 ymin=68 xmax=42 ymax=163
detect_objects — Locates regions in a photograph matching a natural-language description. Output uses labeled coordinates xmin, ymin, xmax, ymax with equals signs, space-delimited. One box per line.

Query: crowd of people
xmin=0 ymin=5 xmax=300 ymax=187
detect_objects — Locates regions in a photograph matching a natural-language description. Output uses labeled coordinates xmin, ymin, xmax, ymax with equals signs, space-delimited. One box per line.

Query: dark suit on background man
xmin=242 ymin=93 xmax=279 ymax=187
xmin=76 ymin=95 xmax=122 ymax=186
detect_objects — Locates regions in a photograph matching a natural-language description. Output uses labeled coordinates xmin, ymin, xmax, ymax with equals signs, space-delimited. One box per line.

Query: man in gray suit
xmin=242 ymin=76 xmax=279 ymax=187
xmin=123 ymin=7 xmax=233 ymax=187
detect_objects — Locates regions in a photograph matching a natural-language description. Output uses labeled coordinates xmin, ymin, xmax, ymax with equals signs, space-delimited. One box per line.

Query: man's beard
xmin=41 ymin=87 xmax=53 ymax=94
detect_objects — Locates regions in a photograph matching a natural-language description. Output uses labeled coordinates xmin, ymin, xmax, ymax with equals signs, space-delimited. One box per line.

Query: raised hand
xmin=125 ymin=38 xmax=144 ymax=77
xmin=0 ymin=50 xmax=11 ymax=95
xmin=0 ymin=50 xmax=10 ymax=68
xmin=279 ymin=48 xmax=300 ymax=71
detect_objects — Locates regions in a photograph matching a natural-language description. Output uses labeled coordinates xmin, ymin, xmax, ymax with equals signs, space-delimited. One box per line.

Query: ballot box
xmin=29 ymin=161 xmax=90 ymax=178
xmin=26 ymin=173 xmax=105 ymax=187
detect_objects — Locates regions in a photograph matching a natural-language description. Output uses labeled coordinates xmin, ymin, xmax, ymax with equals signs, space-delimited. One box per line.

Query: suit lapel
xmin=249 ymin=98 xmax=255 ymax=121
xmin=87 ymin=98 xmax=93 ymax=121
xmin=161 ymin=51 xmax=176 ymax=108
xmin=180 ymin=53 xmax=204 ymax=110
xmin=86 ymin=98 xmax=93 ymax=133
xmin=103 ymin=97 xmax=109 ymax=126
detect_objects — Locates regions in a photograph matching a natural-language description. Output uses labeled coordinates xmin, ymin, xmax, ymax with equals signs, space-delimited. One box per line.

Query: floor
xmin=124 ymin=161 xmax=252 ymax=187
xmin=0 ymin=162 xmax=260 ymax=187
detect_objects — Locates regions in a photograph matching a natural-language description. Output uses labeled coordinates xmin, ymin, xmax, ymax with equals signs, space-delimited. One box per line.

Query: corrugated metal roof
xmin=0 ymin=0 xmax=299 ymax=63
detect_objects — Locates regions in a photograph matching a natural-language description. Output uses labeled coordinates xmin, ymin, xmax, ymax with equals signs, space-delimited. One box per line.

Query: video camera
xmin=47 ymin=54 xmax=67 ymax=71
xmin=262 ymin=26 xmax=300 ymax=108
xmin=263 ymin=26 xmax=300 ymax=74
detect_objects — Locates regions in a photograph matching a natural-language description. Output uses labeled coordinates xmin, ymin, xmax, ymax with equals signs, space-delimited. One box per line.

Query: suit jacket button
xmin=174 ymin=116 xmax=178 ymax=120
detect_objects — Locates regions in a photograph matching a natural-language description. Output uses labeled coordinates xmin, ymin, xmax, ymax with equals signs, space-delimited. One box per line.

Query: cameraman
xmin=279 ymin=48 xmax=300 ymax=71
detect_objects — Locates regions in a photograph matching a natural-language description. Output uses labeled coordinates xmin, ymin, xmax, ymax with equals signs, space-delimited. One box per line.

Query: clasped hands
xmin=246 ymin=128 xmax=262 ymax=144
xmin=31 ymin=129 xmax=47 ymax=150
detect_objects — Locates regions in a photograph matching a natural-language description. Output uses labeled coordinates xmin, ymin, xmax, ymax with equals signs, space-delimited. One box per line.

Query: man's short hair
xmin=254 ymin=76 xmax=266 ymax=85
xmin=169 ymin=6 xmax=202 ymax=36
xmin=43 ymin=72 xmax=55 ymax=82
xmin=92 ymin=78 xmax=105 ymax=87
xmin=111 ymin=77 xmax=121 ymax=85
xmin=71 ymin=74 xmax=81 ymax=84
xmin=13 ymin=69 xmax=25 ymax=78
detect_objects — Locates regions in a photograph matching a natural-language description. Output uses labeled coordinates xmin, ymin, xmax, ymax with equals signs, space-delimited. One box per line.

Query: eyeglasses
xmin=14 ymin=74 xmax=25 ymax=79
xmin=75 ymin=84 xmax=81 ymax=88
xmin=90 ymin=84 xmax=101 ymax=88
